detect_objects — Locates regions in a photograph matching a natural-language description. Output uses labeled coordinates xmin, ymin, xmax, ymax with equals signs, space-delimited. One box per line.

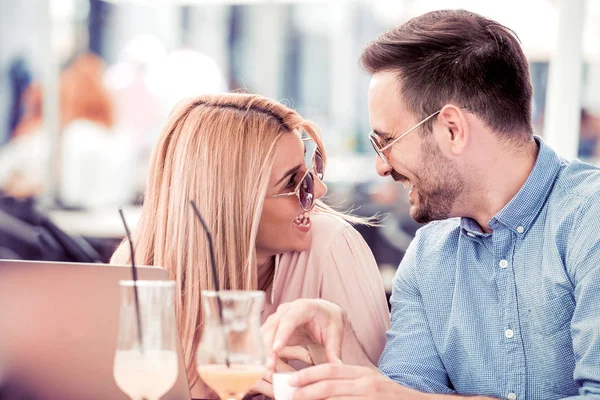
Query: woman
xmin=111 ymin=93 xmax=389 ymax=398
xmin=0 ymin=53 xmax=133 ymax=207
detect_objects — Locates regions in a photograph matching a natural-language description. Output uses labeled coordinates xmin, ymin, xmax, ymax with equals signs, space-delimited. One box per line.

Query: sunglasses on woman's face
xmin=304 ymin=137 xmax=324 ymax=181
xmin=266 ymin=139 xmax=324 ymax=211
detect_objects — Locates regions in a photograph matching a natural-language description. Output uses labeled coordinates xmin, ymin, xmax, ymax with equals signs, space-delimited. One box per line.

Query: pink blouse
xmin=262 ymin=212 xmax=390 ymax=366
xmin=192 ymin=213 xmax=390 ymax=399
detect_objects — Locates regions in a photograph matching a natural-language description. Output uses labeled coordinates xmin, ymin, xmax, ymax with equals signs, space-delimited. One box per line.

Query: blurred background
xmin=1 ymin=0 xmax=599 ymax=293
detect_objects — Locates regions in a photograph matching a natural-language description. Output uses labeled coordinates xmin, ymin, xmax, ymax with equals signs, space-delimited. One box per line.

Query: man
xmin=261 ymin=9 xmax=600 ymax=400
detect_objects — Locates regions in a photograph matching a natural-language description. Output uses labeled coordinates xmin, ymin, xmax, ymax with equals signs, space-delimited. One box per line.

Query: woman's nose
xmin=314 ymin=176 xmax=328 ymax=199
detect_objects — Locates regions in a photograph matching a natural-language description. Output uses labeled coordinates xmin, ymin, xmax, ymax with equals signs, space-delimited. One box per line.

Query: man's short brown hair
xmin=360 ymin=9 xmax=533 ymax=141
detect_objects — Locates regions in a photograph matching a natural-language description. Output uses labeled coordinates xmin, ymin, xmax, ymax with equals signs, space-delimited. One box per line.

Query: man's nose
xmin=375 ymin=155 xmax=392 ymax=177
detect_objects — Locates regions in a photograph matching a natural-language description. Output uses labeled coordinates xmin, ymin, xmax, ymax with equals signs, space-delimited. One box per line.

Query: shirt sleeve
xmin=561 ymin=193 xmax=600 ymax=399
xmin=317 ymin=223 xmax=390 ymax=366
xmin=378 ymin=229 xmax=455 ymax=394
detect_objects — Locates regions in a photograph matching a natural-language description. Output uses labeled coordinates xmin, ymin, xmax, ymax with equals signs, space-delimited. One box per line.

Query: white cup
xmin=273 ymin=372 xmax=298 ymax=400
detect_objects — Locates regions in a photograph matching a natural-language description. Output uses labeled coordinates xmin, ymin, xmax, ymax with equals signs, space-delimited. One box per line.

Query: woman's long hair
xmin=111 ymin=93 xmax=367 ymax=385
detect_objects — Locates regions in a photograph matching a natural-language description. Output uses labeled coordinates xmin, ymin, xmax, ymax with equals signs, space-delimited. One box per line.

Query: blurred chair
xmin=0 ymin=194 xmax=101 ymax=262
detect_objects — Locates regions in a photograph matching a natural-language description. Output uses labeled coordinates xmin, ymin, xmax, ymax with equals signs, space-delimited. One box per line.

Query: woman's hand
xmin=261 ymin=299 xmax=346 ymax=371
xmin=249 ymin=346 xmax=314 ymax=397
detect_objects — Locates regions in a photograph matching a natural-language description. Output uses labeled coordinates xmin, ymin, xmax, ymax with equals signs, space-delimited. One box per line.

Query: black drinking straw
xmin=118 ymin=208 xmax=144 ymax=352
xmin=190 ymin=200 xmax=230 ymax=368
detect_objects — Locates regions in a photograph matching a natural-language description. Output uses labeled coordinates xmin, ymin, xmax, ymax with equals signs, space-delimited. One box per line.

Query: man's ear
xmin=437 ymin=104 xmax=469 ymax=156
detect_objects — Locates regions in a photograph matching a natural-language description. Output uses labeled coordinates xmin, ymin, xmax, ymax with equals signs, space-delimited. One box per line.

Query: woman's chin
xmin=290 ymin=230 xmax=312 ymax=253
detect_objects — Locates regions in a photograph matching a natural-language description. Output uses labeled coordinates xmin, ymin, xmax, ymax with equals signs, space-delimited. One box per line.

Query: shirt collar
xmin=461 ymin=136 xmax=562 ymax=236
xmin=461 ymin=217 xmax=487 ymax=236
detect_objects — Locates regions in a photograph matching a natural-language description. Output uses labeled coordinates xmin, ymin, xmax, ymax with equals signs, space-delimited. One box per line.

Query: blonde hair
xmin=111 ymin=93 xmax=365 ymax=385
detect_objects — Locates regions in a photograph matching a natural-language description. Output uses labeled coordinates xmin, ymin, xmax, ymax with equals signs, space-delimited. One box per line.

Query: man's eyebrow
xmin=276 ymin=165 xmax=301 ymax=186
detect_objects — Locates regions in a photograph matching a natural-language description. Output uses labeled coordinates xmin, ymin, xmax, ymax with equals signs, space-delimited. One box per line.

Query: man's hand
xmin=261 ymin=299 xmax=346 ymax=369
xmin=288 ymin=363 xmax=423 ymax=400
xmin=289 ymin=364 xmax=500 ymax=400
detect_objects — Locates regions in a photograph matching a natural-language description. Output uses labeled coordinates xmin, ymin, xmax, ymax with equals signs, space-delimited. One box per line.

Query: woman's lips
xmin=293 ymin=212 xmax=311 ymax=231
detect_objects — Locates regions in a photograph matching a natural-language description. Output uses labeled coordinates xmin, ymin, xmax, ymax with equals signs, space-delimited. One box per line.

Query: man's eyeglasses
xmin=266 ymin=138 xmax=324 ymax=211
xmin=369 ymin=110 xmax=441 ymax=167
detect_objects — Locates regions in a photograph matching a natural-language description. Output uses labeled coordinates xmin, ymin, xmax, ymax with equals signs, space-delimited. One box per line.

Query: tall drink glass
xmin=197 ymin=290 xmax=266 ymax=400
xmin=113 ymin=280 xmax=178 ymax=400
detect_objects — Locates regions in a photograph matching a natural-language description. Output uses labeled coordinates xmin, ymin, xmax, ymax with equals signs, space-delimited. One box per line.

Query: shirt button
xmin=505 ymin=329 xmax=515 ymax=339
xmin=499 ymin=259 xmax=509 ymax=269
xmin=507 ymin=392 xmax=517 ymax=400
xmin=517 ymin=226 xmax=524 ymax=233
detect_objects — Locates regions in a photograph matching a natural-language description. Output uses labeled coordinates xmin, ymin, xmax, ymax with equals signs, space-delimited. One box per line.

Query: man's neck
xmin=460 ymin=138 xmax=539 ymax=233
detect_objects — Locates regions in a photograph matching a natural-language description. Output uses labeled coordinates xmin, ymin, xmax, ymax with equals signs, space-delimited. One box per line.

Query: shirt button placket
xmin=494 ymin=228 xmax=523 ymax=400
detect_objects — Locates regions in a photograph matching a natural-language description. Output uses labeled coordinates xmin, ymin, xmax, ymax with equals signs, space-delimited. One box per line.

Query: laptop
xmin=0 ymin=260 xmax=191 ymax=400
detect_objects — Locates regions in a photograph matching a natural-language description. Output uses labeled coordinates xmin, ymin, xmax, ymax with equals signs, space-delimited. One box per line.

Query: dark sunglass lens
xmin=299 ymin=172 xmax=315 ymax=210
xmin=314 ymin=152 xmax=324 ymax=180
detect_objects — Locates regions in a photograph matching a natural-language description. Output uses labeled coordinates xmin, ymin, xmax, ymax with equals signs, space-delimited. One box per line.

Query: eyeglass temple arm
xmin=268 ymin=192 xmax=298 ymax=199
xmin=380 ymin=110 xmax=441 ymax=152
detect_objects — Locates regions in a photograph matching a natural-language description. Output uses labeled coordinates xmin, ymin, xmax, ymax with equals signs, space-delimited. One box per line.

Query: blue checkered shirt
xmin=379 ymin=137 xmax=600 ymax=399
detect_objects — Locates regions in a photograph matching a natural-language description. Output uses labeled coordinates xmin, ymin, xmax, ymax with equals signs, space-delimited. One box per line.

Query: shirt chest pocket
xmin=532 ymin=293 xmax=575 ymax=335
xmin=531 ymin=293 xmax=579 ymax=395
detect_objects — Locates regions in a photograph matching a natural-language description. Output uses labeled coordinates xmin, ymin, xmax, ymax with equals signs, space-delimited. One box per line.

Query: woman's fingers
xmin=278 ymin=346 xmax=314 ymax=366
xmin=250 ymin=378 xmax=274 ymax=397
